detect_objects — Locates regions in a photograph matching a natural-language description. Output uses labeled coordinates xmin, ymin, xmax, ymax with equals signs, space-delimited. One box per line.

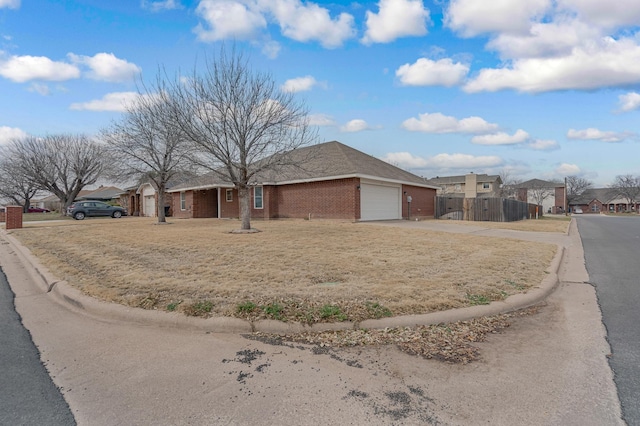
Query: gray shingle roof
xmin=169 ymin=141 xmax=437 ymax=192
xmin=514 ymin=178 xmax=564 ymax=188
xmin=572 ymin=188 xmax=618 ymax=204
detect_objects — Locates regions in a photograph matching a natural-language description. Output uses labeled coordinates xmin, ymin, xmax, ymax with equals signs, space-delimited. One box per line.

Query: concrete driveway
xmin=0 ymin=220 xmax=624 ymax=425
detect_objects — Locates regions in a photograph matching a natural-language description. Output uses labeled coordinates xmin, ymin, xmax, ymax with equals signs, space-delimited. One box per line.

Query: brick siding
xmin=261 ymin=178 xmax=359 ymax=220
xmin=5 ymin=206 xmax=22 ymax=229
xmin=402 ymin=185 xmax=435 ymax=219
xmin=172 ymin=179 xmax=436 ymax=221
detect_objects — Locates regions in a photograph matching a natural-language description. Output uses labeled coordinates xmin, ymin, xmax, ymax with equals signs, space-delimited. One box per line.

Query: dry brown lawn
xmin=10 ymin=217 xmax=556 ymax=323
xmin=434 ymin=216 xmax=571 ymax=233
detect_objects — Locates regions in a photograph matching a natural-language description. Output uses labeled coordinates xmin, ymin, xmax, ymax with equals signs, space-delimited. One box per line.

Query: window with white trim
xmin=483 ymin=183 xmax=490 ymax=189
xmin=254 ymin=186 xmax=263 ymax=209
xmin=180 ymin=192 xmax=186 ymax=210
xmin=226 ymin=189 xmax=233 ymax=202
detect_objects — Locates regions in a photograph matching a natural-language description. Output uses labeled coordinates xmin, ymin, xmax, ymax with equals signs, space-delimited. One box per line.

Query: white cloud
xmin=361 ymin=0 xmax=430 ymax=45
xmin=382 ymin=152 xmax=428 ymax=168
xmin=445 ymin=0 xmax=550 ymax=37
xmin=555 ymin=163 xmax=581 ymax=175
xmin=194 ymin=0 xmax=266 ymax=42
xmin=265 ymin=0 xmax=356 ymax=48
xmin=261 ymin=40 xmax=281 ymax=59
xmin=566 ymin=128 xmax=629 ymax=143
xmin=194 ymin=0 xmax=355 ymax=48
xmin=281 ymin=75 xmax=320 ymax=93
xmin=486 ymin=19 xmax=599 ymax=60
xmin=141 ymin=0 xmax=182 ymax=12
xmin=396 ymin=58 xmax=469 ymax=87
xmin=528 ymin=139 xmax=560 ymax=151
xmin=401 ymin=112 xmax=499 ymax=134
xmin=383 ymin=152 xmax=503 ymax=171
xmin=0 ymin=54 xmax=80 ymax=82
xmin=0 ymin=126 xmax=27 ymax=144
xmin=425 ymin=153 xmax=503 ymax=168
xmin=69 ymin=91 xmax=146 ymax=112
xmin=471 ymin=129 xmax=530 ymax=145
xmin=618 ymin=92 xmax=640 ymax=112
xmin=558 ymin=0 xmax=640 ymax=28
xmin=28 ymin=82 xmax=51 ymax=96
xmin=0 ymin=0 xmax=20 ymax=9
xmin=340 ymin=119 xmax=378 ymax=132
xmin=308 ymin=113 xmax=335 ymax=126
xmin=68 ymin=53 xmax=141 ymax=82
xmin=465 ymin=36 xmax=640 ymax=93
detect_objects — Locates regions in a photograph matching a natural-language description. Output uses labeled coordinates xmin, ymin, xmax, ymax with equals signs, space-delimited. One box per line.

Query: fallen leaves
xmin=257 ymin=307 xmax=540 ymax=364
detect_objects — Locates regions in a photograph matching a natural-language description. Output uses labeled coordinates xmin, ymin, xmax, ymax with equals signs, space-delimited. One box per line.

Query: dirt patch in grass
xmin=10 ymin=218 xmax=556 ymax=323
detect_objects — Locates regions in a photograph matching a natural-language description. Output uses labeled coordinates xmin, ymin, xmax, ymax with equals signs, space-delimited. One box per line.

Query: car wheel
xmin=112 ymin=211 xmax=122 ymax=218
xmin=74 ymin=212 xmax=85 ymax=220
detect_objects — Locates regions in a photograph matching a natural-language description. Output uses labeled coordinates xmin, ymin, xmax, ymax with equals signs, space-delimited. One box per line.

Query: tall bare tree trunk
xmin=157 ymin=190 xmax=167 ymax=223
xmin=238 ymin=185 xmax=251 ymax=230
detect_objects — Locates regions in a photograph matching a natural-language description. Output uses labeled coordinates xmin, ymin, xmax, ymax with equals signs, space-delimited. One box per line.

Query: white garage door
xmin=360 ymin=183 xmax=401 ymax=221
xmin=144 ymin=195 xmax=156 ymax=217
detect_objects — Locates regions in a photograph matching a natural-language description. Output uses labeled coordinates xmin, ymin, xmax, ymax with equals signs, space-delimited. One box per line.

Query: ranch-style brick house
xmin=167 ymin=141 xmax=439 ymax=221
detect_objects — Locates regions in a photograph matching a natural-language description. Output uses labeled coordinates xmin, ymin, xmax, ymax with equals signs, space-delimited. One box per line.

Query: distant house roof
xmin=515 ymin=179 xmax=564 ymax=188
xmin=169 ymin=141 xmax=438 ymax=192
xmin=424 ymin=174 xmax=501 ymax=186
xmin=571 ymin=188 xmax=618 ymax=205
xmin=77 ymin=186 xmax=123 ymax=201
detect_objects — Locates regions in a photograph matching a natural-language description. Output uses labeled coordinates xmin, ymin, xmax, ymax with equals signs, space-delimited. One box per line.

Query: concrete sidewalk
xmin=0 ymin=219 xmax=624 ymax=425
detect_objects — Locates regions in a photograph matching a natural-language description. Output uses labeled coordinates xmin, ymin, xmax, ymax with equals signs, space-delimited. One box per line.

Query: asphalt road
xmin=577 ymin=215 xmax=640 ymax=425
xmin=0 ymin=267 xmax=76 ymax=425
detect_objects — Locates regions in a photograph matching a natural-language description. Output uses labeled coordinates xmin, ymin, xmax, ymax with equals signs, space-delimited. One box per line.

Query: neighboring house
xmin=167 ymin=141 xmax=439 ymax=221
xmin=118 ymin=183 xmax=162 ymax=218
xmin=514 ymin=179 xmax=565 ymax=214
xmin=424 ymin=174 xmax=502 ymax=198
xmin=570 ymin=188 xmax=640 ymax=213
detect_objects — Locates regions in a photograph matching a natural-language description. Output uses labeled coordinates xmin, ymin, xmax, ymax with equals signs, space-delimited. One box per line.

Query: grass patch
xmin=467 ymin=294 xmax=491 ymax=306
xmin=319 ymin=304 xmax=347 ymax=321
xmin=167 ymin=301 xmax=181 ymax=311
xmin=184 ymin=300 xmax=214 ymax=316
xmin=237 ymin=301 xmax=258 ymax=314
xmin=365 ymin=302 xmax=393 ymax=319
xmin=263 ymin=303 xmax=284 ymax=320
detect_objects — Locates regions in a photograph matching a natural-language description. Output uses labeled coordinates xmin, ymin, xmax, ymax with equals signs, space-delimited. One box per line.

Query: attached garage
xmin=139 ymin=183 xmax=157 ymax=217
xmin=143 ymin=195 xmax=156 ymax=217
xmin=360 ymin=182 xmax=401 ymax=221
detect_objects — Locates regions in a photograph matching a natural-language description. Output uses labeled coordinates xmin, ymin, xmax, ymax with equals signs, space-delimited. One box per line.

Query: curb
xmin=0 ymin=227 xmax=565 ymax=335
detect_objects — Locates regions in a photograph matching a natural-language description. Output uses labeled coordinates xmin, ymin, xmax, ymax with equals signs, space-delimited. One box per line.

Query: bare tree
xmin=527 ymin=180 xmax=558 ymax=206
xmin=0 ymin=149 xmax=39 ymax=212
xmin=168 ymin=46 xmax=317 ymax=230
xmin=566 ymin=175 xmax=592 ymax=207
xmin=103 ymin=77 xmax=192 ymax=223
xmin=610 ymin=174 xmax=640 ymax=208
xmin=498 ymin=169 xmax=521 ymax=199
xmin=6 ymin=134 xmax=105 ymax=214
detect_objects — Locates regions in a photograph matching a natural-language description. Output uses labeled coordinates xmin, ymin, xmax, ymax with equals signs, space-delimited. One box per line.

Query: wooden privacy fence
xmin=435 ymin=196 xmax=542 ymax=222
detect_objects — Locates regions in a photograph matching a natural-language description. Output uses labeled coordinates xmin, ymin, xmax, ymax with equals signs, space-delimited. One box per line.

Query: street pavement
xmin=0 ymin=267 xmax=75 ymax=425
xmin=577 ymin=215 xmax=640 ymax=425
xmin=0 ymin=219 xmax=624 ymax=425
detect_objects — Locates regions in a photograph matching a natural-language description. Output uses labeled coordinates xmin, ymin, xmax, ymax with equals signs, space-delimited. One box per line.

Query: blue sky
xmin=1 ymin=0 xmax=639 ymax=186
